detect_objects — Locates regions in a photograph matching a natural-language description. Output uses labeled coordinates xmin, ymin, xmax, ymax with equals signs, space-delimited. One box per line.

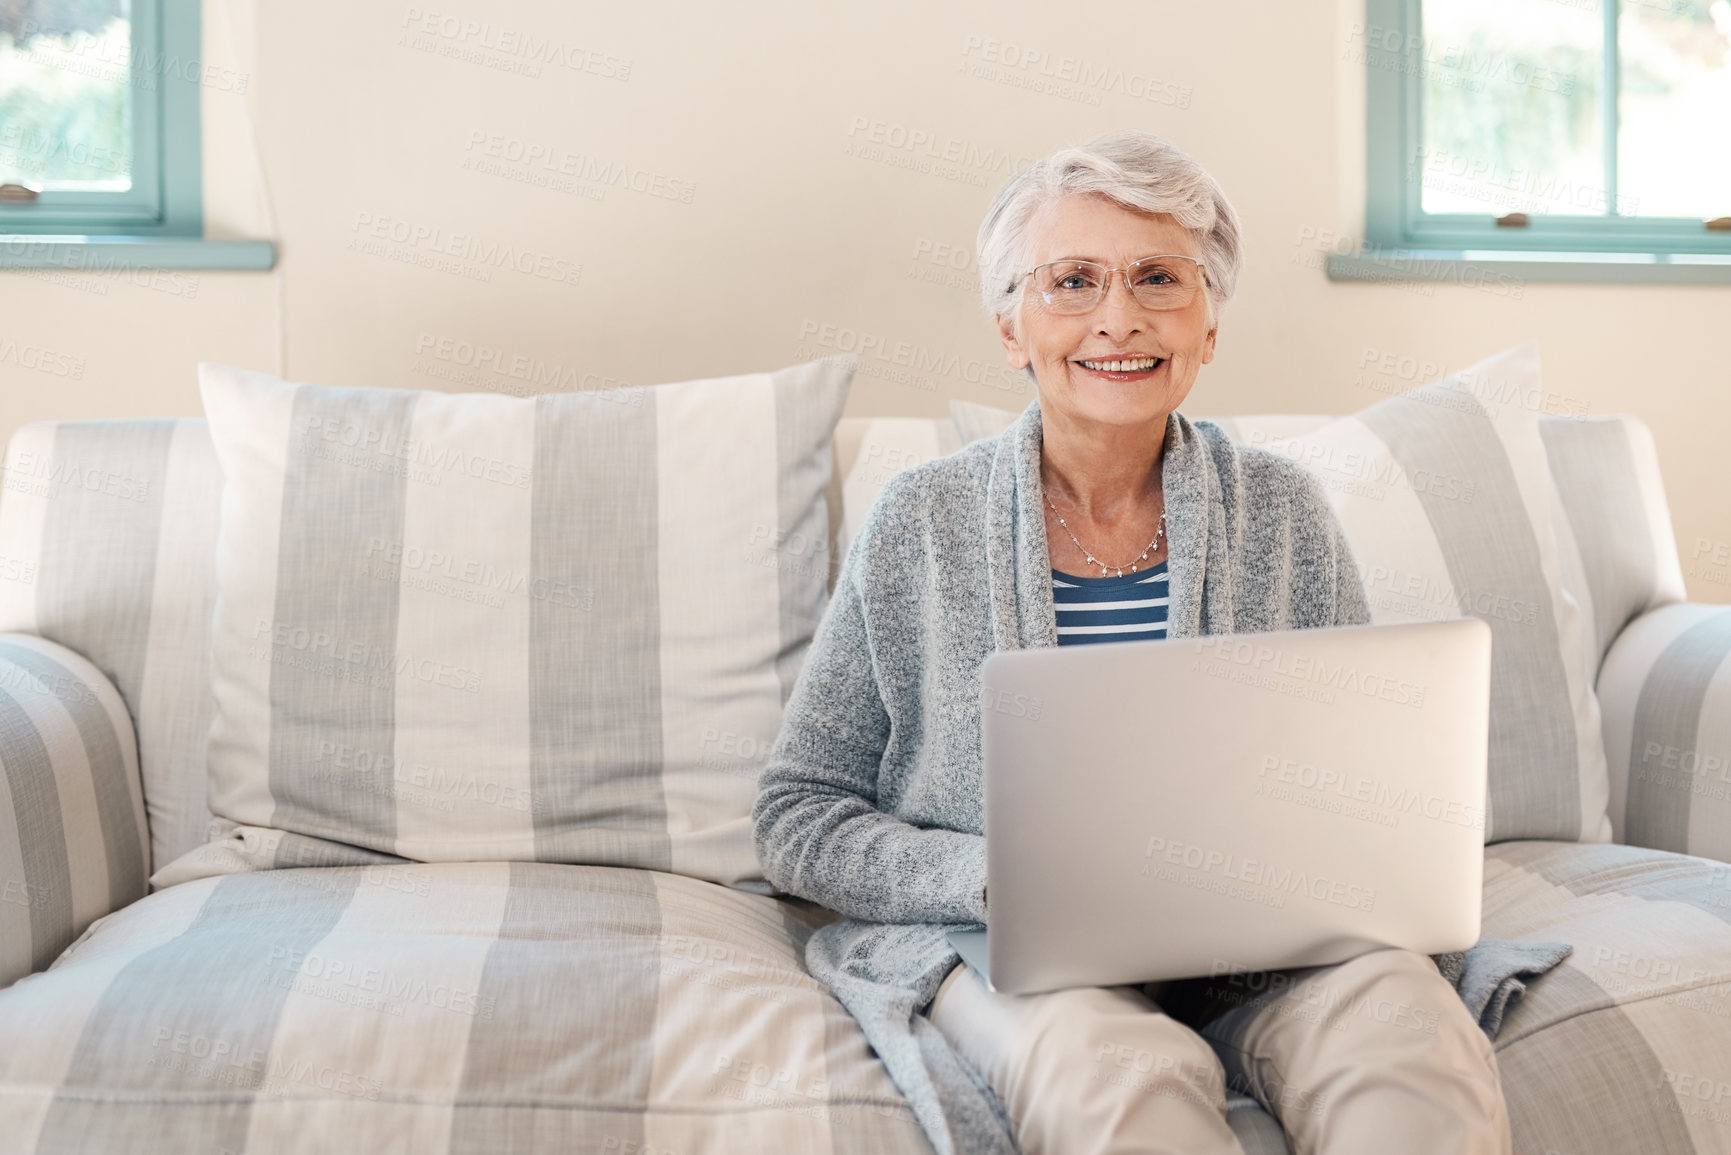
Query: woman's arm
xmin=1219 ymin=432 xmax=1372 ymax=633
xmin=1324 ymin=504 xmax=1373 ymax=628
xmin=1273 ymin=455 xmax=1372 ymax=630
xmin=752 ymin=527 xmax=988 ymax=927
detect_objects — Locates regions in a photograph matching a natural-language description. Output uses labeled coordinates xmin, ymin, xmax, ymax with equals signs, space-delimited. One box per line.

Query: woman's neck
xmin=1038 ymin=408 xmax=1169 ymax=520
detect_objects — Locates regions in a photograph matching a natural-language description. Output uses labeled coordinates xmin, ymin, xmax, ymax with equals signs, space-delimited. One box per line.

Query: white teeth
xmin=1081 ymin=357 xmax=1159 ymax=372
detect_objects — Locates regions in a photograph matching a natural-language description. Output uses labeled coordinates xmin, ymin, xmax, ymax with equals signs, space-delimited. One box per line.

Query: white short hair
xmin=976 ymin=131 xmax=1243 ymax=323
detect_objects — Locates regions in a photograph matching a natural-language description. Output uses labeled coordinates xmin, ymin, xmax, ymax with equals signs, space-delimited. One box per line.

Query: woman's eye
xmin=1138 ymin=270 xmax=1177 ymax=286
xmin=1057 ymin=274 xmax=1094 ymax=291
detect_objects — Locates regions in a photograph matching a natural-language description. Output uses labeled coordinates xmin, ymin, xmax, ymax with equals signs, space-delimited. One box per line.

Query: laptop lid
xmin=977 ymin=619 xmax=1490 ymax=995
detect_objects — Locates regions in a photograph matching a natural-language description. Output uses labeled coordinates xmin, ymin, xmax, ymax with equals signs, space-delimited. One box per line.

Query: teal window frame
xmin=0 ymin=0 xmax=202 ymax=237
xmin=1364 ymin=0 xmax=1731 ymax=256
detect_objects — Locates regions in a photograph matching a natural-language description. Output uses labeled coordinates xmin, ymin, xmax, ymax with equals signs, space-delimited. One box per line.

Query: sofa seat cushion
xmin=0 ymin=863 xmax=928 ymax=1154
xmin=1484 ymin=840 xmax=1731 ymax=1154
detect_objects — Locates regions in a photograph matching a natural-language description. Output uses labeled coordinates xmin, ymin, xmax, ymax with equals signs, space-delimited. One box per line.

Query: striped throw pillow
xmin=186 ymin=357 xmax=853 ymax=887
xmin=1245 ymin=344 xmax=1606 ymax=843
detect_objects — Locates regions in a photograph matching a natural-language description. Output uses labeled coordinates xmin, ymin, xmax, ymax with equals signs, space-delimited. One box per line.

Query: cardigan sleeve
xmin=1325 ymin=502 xmax=1373 ymax=628
xmin=752 ymin=526 xmax=989 ymax=927
xmin=1273 ymin=450 xmax=1373 ymax=631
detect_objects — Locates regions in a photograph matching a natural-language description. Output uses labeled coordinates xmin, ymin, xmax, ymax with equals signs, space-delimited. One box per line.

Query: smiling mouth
xmin=1076 ymin=356 xmax=1164 ymax=373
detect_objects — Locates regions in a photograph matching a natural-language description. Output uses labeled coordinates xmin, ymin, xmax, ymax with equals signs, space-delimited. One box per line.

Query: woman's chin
xmin=1057 ymin=374 xmax=1185 ymax=427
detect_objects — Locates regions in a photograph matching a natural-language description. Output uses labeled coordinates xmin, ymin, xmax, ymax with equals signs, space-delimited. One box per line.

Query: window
xmin=0 ymin=0 xmax=202 ymax=236
xmin=1362 ymin=0 xmax=1731 ymax=255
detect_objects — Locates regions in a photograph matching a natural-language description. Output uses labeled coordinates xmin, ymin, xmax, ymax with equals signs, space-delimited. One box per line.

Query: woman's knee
xmin=1316 ymin=950 xmax=1497 ymax=1070
xmin=1017 ymin=988 xmax=1229 ymax=1108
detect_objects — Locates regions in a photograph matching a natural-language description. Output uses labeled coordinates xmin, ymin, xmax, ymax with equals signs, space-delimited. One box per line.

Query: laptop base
xmin=947 ymin=930 xmax=994 ymax=991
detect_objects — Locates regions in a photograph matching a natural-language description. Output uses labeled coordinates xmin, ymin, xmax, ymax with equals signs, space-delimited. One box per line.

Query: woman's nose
xmin=1093 ymin=280 xmax=1147 ymax=340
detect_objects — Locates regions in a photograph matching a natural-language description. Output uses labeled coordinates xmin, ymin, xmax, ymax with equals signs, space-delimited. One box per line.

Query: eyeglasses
xmin=1021 ymin=254 xmax=1208 ymax=314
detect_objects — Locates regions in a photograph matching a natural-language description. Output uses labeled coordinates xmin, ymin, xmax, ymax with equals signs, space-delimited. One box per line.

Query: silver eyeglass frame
xmin=1019 ymin=253 xmax=1210 ymax=314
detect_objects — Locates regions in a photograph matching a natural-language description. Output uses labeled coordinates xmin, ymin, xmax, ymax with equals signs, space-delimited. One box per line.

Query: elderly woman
xmin=753 ymin=132 xmax=1509 ymax=1155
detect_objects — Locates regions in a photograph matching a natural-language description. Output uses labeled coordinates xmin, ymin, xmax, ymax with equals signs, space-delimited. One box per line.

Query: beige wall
xmin=3 ymin=0 xmax=1727 ymax=600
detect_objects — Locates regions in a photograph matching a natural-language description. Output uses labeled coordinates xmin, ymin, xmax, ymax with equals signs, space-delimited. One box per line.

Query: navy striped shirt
xmin=1052 ymin=561 xmax=1170 ymax=645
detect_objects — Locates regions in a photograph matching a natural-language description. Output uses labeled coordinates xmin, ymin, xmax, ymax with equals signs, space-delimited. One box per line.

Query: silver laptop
xmin=950 ymin=619 xmax=1490 ymax=995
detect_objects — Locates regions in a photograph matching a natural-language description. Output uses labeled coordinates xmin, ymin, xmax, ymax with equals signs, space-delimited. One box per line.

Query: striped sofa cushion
xmin=0 ymin=421 xmax=221 ymax=876
xmin=948 ymin=345 xmax=1613 ymax=844
xmin=0 ymin=862 xmax=930 ymax=1152
xmin=0 ymin=633 xmax=147 ymax=989
xmin=1483 ymin=840 xmax=1731 ymax=1154
xmin=183 ymin=358 xmax=852 ymax=888
xmin=1598 ymin=603 xmax=1731 ymax=859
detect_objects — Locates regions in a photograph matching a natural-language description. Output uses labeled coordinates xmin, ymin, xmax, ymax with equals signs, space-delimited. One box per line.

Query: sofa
xmin=1 ymin=352 xmax=1729 ymax=1155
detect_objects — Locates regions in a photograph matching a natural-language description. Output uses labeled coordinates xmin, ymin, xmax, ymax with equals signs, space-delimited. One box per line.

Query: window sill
xmin=1325 ymin=249 xmax=1731 ymax=287
xmin=0 ymin=236 xmax=276 ymax=271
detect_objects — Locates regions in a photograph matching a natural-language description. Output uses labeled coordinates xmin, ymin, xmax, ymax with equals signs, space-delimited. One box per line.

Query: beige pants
xmin=926 ymin=948 xmax=1511 ymax=1155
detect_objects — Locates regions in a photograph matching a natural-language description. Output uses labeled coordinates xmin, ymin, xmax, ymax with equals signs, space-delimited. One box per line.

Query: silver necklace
xmin=1043 ymin=489 xmax=1166 ymax=576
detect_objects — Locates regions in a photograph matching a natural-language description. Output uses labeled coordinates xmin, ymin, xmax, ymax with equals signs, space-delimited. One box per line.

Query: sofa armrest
xmin=0 ymin=633 xmax=147 ymax=990
xmin=1599 ymin=604 xmax=1731 ymax=861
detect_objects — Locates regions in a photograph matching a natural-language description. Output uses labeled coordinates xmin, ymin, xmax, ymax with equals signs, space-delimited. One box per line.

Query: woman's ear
xmin=1201 ymin=324 xmax=1218 ymax=365
xmin=996 ymin=312 xmax=1030 ymax=369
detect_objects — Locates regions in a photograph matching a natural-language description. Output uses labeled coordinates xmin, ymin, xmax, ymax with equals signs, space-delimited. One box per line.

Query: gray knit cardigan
xmin=752 ymin=397 xmax=1564 ymax=1155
